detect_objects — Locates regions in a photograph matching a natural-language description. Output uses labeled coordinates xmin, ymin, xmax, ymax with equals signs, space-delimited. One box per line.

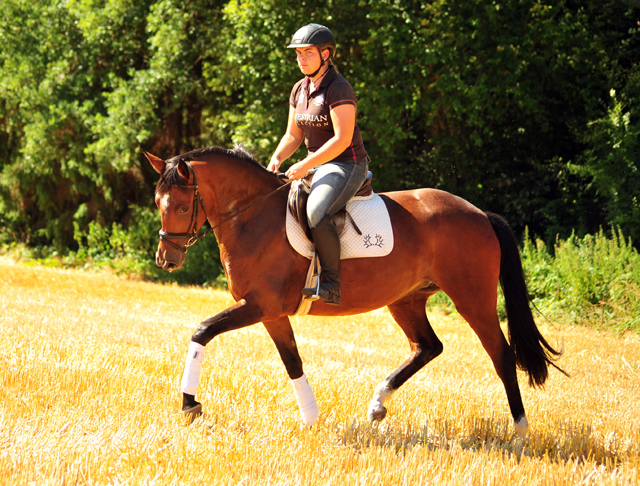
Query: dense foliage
xmin=521 ymin=228 xmax=640 ymax=332
xmin=1 ymin=0 xmax=639 ymax=286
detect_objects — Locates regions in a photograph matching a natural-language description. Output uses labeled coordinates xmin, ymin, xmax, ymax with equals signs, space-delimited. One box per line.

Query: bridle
xmin=158 ymin=163 xmax=210 ymax=253
xmin=158 ymin=162 xmax=292 ymax=253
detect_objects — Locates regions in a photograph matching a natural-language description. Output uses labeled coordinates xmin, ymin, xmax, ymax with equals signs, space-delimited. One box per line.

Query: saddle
xmin=287 ymin=171 xmax=373 ymax=241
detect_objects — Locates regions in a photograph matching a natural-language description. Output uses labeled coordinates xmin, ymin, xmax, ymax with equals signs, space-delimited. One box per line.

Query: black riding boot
xmin=302 ymin=216 xmax=341 ymax=305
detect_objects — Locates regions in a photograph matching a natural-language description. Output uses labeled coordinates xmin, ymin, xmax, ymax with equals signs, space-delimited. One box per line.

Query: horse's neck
xmin=202 ymin=157 xmax=285 ymax=241
xmin=223 ymin=164 xmax=279 ymax=206
xmin=214 ymin=186 xmax=288 ymax=269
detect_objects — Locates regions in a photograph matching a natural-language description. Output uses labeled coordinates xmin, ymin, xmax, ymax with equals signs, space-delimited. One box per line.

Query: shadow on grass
xmin=335 ymin=415 xmax=633 ymax=468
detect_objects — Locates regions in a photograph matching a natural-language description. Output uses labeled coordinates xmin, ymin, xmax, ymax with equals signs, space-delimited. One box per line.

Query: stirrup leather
xmin=302 ymin=254 xmax=321 ymax=302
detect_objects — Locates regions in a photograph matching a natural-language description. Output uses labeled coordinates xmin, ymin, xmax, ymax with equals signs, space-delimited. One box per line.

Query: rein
xmin=159 ymin=163 xmax=292 ymax=253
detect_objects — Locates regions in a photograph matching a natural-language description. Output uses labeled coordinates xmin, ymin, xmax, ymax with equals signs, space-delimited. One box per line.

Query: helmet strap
xmin=309 ymin=47 xmax=327 ymax=78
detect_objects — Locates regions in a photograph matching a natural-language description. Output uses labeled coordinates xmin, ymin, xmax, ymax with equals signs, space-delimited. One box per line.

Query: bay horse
xmin=145 ymin=145 xmax=565 ymax=437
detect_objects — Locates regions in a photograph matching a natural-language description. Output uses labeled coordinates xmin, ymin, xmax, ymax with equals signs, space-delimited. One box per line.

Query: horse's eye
xmin=178 ymin=206 xmax=190 ymax=214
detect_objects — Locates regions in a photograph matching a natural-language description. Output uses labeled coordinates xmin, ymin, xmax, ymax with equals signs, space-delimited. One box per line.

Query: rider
xmin=267 ymin=23 xmax=370 ymax=306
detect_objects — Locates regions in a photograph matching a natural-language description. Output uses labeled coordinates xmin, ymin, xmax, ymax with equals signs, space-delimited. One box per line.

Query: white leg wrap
xmin=180 ymin=341 xmax=206 ymax=396
xmin=367 ymin=379 xmax=394 ymax=420
xmin=291 ymin=374 xmax=320 ymax=426
xmin=514 ymin=415 xmax=529 ymax=438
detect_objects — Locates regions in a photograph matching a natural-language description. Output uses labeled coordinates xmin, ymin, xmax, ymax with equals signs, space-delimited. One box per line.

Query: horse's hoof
xmin=181 ymin=402 xmax=203 ymax=423
xmin=367 ymin=405 xmax=387 ymax=423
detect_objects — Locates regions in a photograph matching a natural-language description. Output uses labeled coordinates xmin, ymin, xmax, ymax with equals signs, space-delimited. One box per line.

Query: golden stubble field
xmin=0 ymin=258 xmax=639 ymax=485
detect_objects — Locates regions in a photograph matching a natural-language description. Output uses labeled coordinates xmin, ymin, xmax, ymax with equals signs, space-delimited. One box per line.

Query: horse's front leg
xmin=180 ymin=303 xmax=319 ymax=426
xmin=264 ymin=316 xmax=319 ymax=426
xmin=180 ymin=299 xmax=264 ymax=417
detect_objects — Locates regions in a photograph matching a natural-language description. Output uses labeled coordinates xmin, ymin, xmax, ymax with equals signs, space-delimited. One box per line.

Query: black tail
xmin=486 ymin=212 xmax=568 ymax=387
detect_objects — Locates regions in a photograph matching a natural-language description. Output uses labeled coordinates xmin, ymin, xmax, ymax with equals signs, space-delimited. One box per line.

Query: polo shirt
xmin=289 ymin=65 xmax=368 ymax=163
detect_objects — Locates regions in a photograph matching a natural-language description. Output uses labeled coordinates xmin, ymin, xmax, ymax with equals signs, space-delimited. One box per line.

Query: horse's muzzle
xmin=156 ymin=247 xmax=184 ymax=272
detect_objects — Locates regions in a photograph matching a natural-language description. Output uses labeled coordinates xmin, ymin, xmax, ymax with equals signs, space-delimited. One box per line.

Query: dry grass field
xmin=1 ymin=258 xmax=639 ymax=485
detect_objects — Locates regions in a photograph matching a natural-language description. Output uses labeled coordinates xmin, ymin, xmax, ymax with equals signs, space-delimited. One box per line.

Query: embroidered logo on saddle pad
xmin=286 ymin=193 xmax=394 ymax=260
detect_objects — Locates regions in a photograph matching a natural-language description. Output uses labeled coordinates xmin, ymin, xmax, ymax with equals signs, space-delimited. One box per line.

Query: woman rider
xmin=267 ymin=23 xmax=370 ymax=306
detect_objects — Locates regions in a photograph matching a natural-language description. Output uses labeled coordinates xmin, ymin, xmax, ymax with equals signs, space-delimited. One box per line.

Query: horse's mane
xmin=157 ymin=145 xmax=277 ymax=193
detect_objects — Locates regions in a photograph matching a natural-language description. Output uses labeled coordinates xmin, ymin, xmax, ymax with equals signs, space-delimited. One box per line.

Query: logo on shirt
xmin=314 ymin=94 xmax=325 ymax=107
xmin=295 ymin=113 xmax=329 ymax=127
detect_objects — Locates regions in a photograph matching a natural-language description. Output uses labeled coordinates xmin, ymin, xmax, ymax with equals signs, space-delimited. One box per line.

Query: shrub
xmin=522 ymin=227 xmax=640 ymax=332
xmin=71 ymin=205 xmax=224 ymax=286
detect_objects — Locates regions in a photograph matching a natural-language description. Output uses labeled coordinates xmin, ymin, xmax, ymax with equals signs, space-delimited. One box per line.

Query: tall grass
xmin=522 ymin=228 xmax=640 ymax=332
xmin=1 ymin=259 xmax=639 ymax=485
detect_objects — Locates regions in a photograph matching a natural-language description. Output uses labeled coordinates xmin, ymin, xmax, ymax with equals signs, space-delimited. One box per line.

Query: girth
xmin=287 ymin=171 xmax=373 ymax=241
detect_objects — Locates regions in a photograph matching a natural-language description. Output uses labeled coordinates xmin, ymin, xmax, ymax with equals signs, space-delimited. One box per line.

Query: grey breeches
xmin=306 ymin=159 xmax=369 ymax=229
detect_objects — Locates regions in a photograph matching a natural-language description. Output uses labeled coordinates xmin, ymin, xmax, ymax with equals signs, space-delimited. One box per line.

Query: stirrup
xmin=301 ymin=282 xmax=341 ymax=305
xmin=302 ymin=278 xmax=322 ymax=302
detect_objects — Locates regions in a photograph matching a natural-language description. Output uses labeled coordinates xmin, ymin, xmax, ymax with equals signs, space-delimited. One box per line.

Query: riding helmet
xmin=287 ymin=23 xmax=336 ymax=59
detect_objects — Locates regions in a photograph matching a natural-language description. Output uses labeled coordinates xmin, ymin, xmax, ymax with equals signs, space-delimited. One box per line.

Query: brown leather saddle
xmin=287 ymin=171 xmax=373 ymax=241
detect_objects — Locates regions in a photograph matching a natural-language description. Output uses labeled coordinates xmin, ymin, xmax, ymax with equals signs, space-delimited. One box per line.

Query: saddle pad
xmin=286 ymin=193 xmax=394 ymax=260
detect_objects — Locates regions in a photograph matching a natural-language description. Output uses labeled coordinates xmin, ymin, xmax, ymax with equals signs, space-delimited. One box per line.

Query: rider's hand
xmin=285 ymin=160 xmax=312 ymax=181
xmin=267 ymin=156 xmax=281 ymax=173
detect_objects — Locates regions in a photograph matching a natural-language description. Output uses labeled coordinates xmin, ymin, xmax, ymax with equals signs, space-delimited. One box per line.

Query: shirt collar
xmin=305 ymin=64 xmax=336 ymax=91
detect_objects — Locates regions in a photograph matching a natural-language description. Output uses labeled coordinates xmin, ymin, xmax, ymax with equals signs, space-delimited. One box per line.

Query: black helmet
xmin=287 ymin=23 xmax=336 ymax=59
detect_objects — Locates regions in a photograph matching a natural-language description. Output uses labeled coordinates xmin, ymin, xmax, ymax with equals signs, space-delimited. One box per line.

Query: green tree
xmin=574 ymin=3 xmax=640 ymax=245
xmin=217 ymin=0 xmax=627 ymax=242
xmin=0 ymin=0 xmax=155 ymax=248
xmin=0 ymin=0 xmax=227 ymax=251
xmin=1 ymin=0 xmax=639 ymax=285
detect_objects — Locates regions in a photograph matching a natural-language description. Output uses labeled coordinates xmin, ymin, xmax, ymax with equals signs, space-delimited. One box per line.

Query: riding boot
xmin=301 ymin=216 xmax=341 ymax=305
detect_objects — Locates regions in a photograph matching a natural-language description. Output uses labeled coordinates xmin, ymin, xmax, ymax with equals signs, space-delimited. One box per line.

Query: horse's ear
xmin=176 ymin=160 xmax=191 ymax=182
xmin=144 ymin=151 xmax=166 ymax=174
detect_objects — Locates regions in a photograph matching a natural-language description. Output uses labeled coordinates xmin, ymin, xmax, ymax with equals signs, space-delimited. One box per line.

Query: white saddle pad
xmin=286 ymin=192 xmax=394 ymax=260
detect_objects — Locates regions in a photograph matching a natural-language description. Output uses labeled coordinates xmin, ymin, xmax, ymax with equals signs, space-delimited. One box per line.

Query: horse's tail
xmin=485 ymin=212 xmax=567 ymax=387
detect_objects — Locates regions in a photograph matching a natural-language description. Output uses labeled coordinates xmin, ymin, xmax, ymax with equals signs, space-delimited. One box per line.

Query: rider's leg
xmin=302 ymin=215 xmax=341 ymax=304
xmin=303 ymin=160 xmax=367 ymax=305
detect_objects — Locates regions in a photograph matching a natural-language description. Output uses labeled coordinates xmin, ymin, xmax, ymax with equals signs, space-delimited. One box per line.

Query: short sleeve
xmin=325 ymin=77 xmax=357 ymax=110
xmin=290 ymin=79 xmax=305 ymax=107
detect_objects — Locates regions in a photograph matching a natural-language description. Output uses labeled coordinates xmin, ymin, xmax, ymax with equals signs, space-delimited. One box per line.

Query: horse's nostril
xmin=165 ymin=262 xmax=177 ymax=273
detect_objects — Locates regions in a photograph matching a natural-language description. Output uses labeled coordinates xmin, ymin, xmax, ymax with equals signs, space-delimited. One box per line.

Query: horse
xmin=144 ymin=145 xmax=565 ymax=437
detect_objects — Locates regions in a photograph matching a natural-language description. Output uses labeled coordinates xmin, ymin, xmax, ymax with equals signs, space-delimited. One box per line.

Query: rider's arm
xmin=268 ymin=105 xmax=304 ymax=172
xmin=284 ymin=103 xmax=355 ymax=180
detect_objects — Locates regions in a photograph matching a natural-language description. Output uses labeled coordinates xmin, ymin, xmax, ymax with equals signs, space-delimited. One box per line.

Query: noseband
xmin=159 ymin=163 xmax=212 ymax=253
xmin=158 ymin=163 xmax=292 ymax=254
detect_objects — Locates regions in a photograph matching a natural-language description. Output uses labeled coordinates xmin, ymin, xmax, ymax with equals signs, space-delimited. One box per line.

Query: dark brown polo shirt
xmin=289 ymin=65 xmax=368 ymax=163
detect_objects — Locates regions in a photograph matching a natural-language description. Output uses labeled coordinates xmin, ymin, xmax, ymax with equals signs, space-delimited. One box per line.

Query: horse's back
xmin=301 ymin=187 xmax=503 ymax=316
xmin=382 ymin=187 xmax=484 ymax=220
xmin=377 ymin=187 xmax=501 ymax=305
xmin=381 ymin=187 xmax=497 ymax=249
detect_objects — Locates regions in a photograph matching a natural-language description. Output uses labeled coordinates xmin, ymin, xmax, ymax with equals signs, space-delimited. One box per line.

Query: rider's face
xmin=295 ymin=46 xmax=326 ymax=75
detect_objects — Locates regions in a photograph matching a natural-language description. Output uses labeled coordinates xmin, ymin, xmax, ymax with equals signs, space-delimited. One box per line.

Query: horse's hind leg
xmin=368 ymin=292 xmax=443 ymax=422
xmin=453 ymin=300 xmax=528 ymax=437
